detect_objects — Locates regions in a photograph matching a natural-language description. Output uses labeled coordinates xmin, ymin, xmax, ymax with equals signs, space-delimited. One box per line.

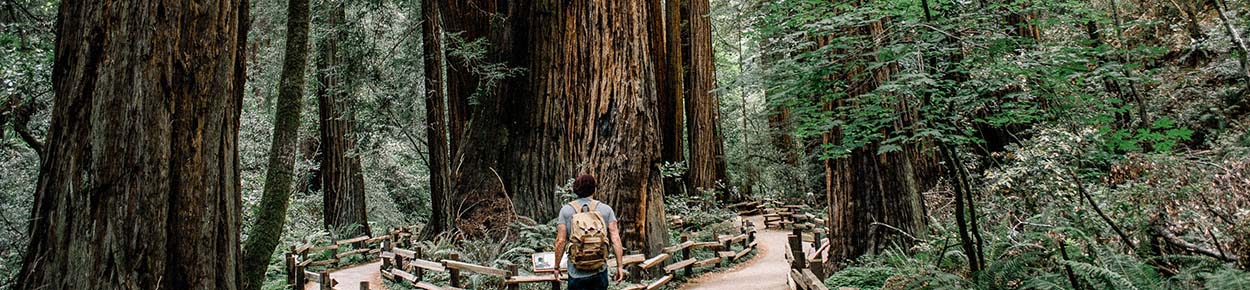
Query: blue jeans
xmin=567 ymin=271 xmax=608 ymax=290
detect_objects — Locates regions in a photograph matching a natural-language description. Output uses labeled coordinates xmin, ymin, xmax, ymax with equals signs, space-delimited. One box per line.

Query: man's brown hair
xmin=573 ymin=174 xmax=596 ymax=198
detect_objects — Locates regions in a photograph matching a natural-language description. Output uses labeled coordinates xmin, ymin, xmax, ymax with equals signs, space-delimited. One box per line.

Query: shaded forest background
xmin=3 ymin=0 xmax=1250 ymax=289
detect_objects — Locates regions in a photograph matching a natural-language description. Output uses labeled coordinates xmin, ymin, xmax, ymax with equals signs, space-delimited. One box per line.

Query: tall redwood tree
xmin=17 ymin=0 xmax=249 ymax=289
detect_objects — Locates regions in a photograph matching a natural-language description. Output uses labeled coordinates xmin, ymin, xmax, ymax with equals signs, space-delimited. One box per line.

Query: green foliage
xmin=1100 ymin=117 xmax=1196 ymax=153
xmin=823 ymin=267 xmax=898 ymax=290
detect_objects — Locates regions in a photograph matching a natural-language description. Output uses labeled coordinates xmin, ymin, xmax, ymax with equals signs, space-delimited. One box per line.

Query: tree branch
xmin=1151 ymin=221 xmax=1240 ymax=262
xmin=12 ymin=96 xmax=43 ymax=156
xmin=1068 ymin=169 xmax=1135 ymax=251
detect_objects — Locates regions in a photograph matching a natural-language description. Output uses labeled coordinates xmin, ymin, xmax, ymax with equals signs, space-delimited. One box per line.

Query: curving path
xmin=678 ymin=215 xmax=792 ymax=290
xmin=304 ymin=261 xmax=385 ymax=290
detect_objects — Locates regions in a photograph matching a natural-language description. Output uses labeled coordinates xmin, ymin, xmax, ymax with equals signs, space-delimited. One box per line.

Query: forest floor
xmin=303 ymin=260 xmax=385 ymax=290
xmin=678 ymin=215 xmax=791 ymax=290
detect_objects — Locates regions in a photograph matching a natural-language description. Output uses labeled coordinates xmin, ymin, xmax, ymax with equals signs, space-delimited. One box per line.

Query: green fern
xmin=1060 ymin=260 xmax=1139 ymax=290
xmin=1200 ymin=267 xmax=1250 ymax=290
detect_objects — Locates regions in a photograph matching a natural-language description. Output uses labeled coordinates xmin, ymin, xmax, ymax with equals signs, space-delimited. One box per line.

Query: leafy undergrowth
xmin=825 ymin=129 xmax=1250 ymax=290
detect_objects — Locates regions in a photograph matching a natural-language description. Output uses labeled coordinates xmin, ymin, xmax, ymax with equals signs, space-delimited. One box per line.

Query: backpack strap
xmin=588 ymin=200 xmax=600 ymax=212
xmin=569 ymin=201 xmax=583 ymax=213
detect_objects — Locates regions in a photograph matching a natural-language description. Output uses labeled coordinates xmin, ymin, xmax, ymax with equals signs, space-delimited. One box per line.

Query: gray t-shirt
xmin=557 ymin=198 xmax=617 ymax=278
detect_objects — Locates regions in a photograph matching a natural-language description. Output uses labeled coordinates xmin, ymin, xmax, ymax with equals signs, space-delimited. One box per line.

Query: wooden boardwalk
xmin=303 ymin=261 xmax=384 ymax=290
xmin=679 ymin=215 xmax=791 ymax=290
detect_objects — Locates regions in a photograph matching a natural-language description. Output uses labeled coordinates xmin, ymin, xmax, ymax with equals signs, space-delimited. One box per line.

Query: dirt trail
xmin=677 ymin=215 xmax=793 ymax=290
xmin=303 ymin=261 xmax=384 ymax=290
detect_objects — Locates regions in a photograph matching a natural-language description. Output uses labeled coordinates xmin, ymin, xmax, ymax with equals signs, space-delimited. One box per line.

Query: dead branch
xmin=1151 ymin=222 xmax=1240 ymax=262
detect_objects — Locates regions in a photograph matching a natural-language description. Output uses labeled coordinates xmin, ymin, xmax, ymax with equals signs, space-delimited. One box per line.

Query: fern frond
xmin=1060 ymin=260 xmax=1139 ymax=290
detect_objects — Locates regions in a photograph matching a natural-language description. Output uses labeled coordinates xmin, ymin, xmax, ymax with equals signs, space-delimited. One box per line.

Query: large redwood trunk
xmin=439 ymin=0 xmax=527 ymax=234
xmin=825 ymin=17 xmax=931 ymax=264
xmin=17 ymin=0 xmax=248 ymax=288
xmin=438 ymin=0 xmax=669 ymax=254
xmin=317 ymin=4 xmax=370 ymax=237
xmin=520 ymin=0 xmax=670 ymax=255
xmin=684 ymin=0 xmax=728 ymax=198
xmin=440 ymin=0 xmax=499 ymax=156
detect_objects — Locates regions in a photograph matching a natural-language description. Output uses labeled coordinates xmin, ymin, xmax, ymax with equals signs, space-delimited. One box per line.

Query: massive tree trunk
xmin=518 ymin=0 xmax=669 ymax=255
xmin=241 ymin=0 xmax=311 ymax=288
xmin=17 ymin=0 xmax=248 ymax=288
xmin=684 ymin=0 xmax=728 ymax=198
xmin=440 ymin=3 xmax=670 ymax=256
xmin=316 ymin=4 xmax=370 ymax=237
xmin=651 ymin=0 xmax=687 ymax=197
xmin=440 ymin=0 xmax=497 ymax=157
xmin=421 ymin=0 xmax=453 ymax=237
xmin=439 ymin=0 xmax=527 ymax=234
xmin=825 ymin=17 xmax=930 ymax=265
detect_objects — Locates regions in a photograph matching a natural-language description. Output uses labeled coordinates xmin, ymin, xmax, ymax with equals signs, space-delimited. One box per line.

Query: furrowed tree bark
xmin=439 ymin=2 xmax=670 ymax=255
xmin=443 ymin=0 xmax=527 ymax=233
xmin=825 ymin=15 xmax=930 ymax=265
xmin=421 ymin=0 xmax=452 ymax=237
xmin=241 ymin=0 xmax=311 ymax=287
xmin=684 ymin=0 xmax=729 ymax=199
xmin=440 ymin=0 xmax=497 ymax=156
xmin=17 ymin=0 xmax=248 ymax=288
xmin=651 ymin=0 xmax=687 ymax=197
xmin=317 ymin=3 xmax=370 ymax=238
xmin=521 ymin=0 xmax=670 ymax=256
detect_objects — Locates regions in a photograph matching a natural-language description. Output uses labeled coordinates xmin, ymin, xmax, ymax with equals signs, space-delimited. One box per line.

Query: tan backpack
xmin=567 ymin=200 xmax=609 ymax=271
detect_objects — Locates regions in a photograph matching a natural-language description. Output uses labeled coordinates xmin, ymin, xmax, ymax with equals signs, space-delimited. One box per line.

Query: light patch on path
xmin=304 ymin=261 xmax=384 ymax=290
xmin=678 ymin=215 xmax=792 ymax=290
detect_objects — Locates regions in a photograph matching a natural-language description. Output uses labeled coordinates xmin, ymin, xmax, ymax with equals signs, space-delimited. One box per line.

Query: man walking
xmin=554 ymin=174 xmax=626 ymax=289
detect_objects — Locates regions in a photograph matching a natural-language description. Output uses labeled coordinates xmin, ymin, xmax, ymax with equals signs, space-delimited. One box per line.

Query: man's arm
xmin=609 ymin=220 xmax=625 ymax=282
xmin=554 ymin=224 xmax=567 ymax=281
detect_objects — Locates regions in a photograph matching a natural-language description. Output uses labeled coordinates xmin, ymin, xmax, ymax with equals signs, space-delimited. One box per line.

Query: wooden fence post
xmin=380 ymin=240 xmax=391 ymax=270
xmin=330 ymin=242 xmax=339 ymax=268
xmin=747 ymin=221 xmax=756 ymax=244
xmin=449 ymin=253 xmax=462 ymax=288
xmin=359 ymin=281 xmax=369 ymax=290
xmin=413 ymin=247 xmax=423 ymax=281
xmin=285 ymin=247 xmax=296 ymax=288
xmin=507 ymin=263 xmax=520 ymax=290
xmin=320 ymin=271 xmax=333 ymax=290
xmin=681 ymin=234 xmax=693 ymax=277
xmin=628 ymin=251 xmax=643 ymax=283
xmin=789 ymin=228 xmax=806 ymax=269
xmin=721 ymin=239 xmax=733 ymax=267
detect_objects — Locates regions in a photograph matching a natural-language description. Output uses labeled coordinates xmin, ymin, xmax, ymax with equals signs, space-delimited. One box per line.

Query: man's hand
xmin=614 ymin=266 xmax=626 ymax=283
xmin=553 ymin=268 xmax=562 ymax=282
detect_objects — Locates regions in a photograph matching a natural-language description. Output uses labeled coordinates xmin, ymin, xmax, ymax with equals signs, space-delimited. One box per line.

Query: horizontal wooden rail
xmin=443 ymin=260 xmax=508 ymax=277
xmin=639 ymin=253 xmax=670 ymax=269
xmin=663 ymin=258 xmax=697 ymax=272
xmin=336 ymin=235 xmax=370 ymax=245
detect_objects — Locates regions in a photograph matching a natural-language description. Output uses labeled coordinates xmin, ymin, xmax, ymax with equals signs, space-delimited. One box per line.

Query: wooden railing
xmin=786 ymin=227 xmax=831 ymax=290
xmin=285 ymin=227 xmax=415 ymax=290
xmin=378 ymin=219 xmax=760 ymax=290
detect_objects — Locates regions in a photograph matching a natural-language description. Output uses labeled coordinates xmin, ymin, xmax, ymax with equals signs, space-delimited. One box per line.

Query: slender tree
xmin=16 ymin=0 xmax=249 ymax=288
xmin=684 ymin=0 xmax=729 ymax=198
xmin=240 ymin=0 xmax=312 ymax=287
xmin=651 ymin=0 xmax=687 ymax=197
xmin=316 ymin=2 xmax=370 ymax=237
xmin=421 ymin=0 xmax=453 ymax=237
